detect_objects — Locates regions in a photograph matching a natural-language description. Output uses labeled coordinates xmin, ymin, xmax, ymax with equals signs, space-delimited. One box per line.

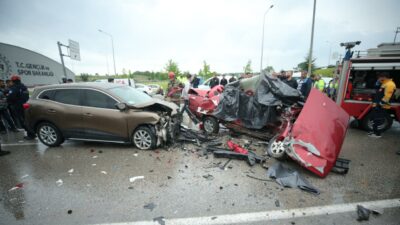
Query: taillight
xmin=23 ymin=103 xmax=30 ymax=109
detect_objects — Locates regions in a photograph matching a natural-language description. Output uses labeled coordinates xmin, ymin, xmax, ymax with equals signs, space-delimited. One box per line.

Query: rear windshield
xmin=108 ymin=86 xmax=152 ymax=105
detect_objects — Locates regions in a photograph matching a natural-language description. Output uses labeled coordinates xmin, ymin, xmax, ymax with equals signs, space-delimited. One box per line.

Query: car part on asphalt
xmin=203 ymin=116 xmax=219 ymax=134
xmin=266 ymin=134 xmax=287 ymax=159
xmin=227 ymin=140 xmax=248 ymax=154
xmin=153 ymin=216 xmax=166 ymax=225
xmin=213 ymin=150 xmax=265 ymax=166
xmin=143 ymin=202 xmax=157 ymax=211
xmin=331 ymin=158 xmax=351 ymax=174
xmin=357 ymin=205 xmax=371 ymax=221
xmin=267 ymin=163 xmax=320 ymax=195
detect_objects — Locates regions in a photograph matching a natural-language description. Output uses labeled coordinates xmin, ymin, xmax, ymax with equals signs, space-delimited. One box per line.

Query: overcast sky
xmin=1 ymin=0 xmax=399 ymax=75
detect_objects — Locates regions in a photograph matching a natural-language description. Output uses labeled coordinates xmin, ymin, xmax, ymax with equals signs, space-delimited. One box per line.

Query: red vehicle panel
xmin=289 ymin=89 xmax=350 ymax=178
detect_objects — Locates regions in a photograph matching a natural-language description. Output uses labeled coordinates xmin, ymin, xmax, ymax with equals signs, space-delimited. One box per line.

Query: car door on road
xmin=81 ymin=89 xmax=128 ymax=142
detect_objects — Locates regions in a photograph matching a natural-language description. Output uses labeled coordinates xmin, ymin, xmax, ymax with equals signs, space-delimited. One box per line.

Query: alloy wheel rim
xmin=271 ymin=140 xmax=285 ymax=156
xmin=204 ymin=120 xmax=214 ymax=133
xmin=134 ymin=130 xmax=152 ymax=149
xmin=39 ymin=126 xmax=57 ymax=145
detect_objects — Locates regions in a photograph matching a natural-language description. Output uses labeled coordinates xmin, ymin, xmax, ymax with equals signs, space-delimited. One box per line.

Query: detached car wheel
xmin=266 ymin=135 xmax=287 ymax=160
xmin=203 ymin=116 xmax=219 ymax=134
xmin=37 ymin=122 xmax=64 ymax=147
xmin=361 ymin=112 xmax=393 ymax=132
xmin=133 ymin=126 xmax=156 ymax=150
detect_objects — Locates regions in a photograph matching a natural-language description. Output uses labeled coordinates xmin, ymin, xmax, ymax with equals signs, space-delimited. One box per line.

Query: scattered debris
xmin=68 ymin=169 xmax=74 ymax=174
xmin=98 ymin=150 xmax=103 ymax=153
xmin=220 ymin=159 xmax=232 ymax=170
xmin=92 ymin=155 xmax=98 ymax=159
xmin=167 ymin=176 xmax=172 ymax=179
xmin=133 ymin=153 xmax=138 ymax=157
xmin=8 ymin=183 xmax=24 ymax=192
xmin=227 ymin=140 xmax=248 ymax=154
xmin=357 ymin=205 xmax=371 ymax=221
xmin=90 ymin=149 xmax=95 ymax=153
xmin=92 ymin=164 xmax=96 ymax=166
xmin=144 ymin=202 xmax=157 ymax=211
xmin=67 ymin=210 xmax=73 ymax=214
xmin=267 ymin=163 xmax=320 ymax=195
xmin=275 ymin=200 xmax=280 ymax=207
xmin=246 ymin=174 xmax=274 ymax=182
xmin=153 ymin=216 xmax=166 ymax=225
xmin=203 ymin=174 xmax=214 ymax=180
xmin=331 ymin=158 xmax=351 ymax=175
xmin=101 ymin=171 xmax=107 ymax=175
xmin=56 ymin=179 xmax=63 ymax=187
xmin=213 ymin=150 xmax=264 ymax=166
xmin=129 ymin=176 xmax=144 ymax=183
xmin=211 ymin=216 xmax=218 ymax=220
xmin=20 ymin=174 xmax=29 ymax=179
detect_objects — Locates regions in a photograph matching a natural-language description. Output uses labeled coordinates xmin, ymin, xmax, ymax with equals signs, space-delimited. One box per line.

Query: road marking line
xmin=1 ymin=142 xmax=38 ymax=146
xmin=93 ymin=198 xmax=400 ymax=225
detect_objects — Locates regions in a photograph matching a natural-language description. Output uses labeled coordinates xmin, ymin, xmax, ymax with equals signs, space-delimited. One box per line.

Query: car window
xmin=109 ymin=86 xmax=152 ymax=105
xmin=38 ymin=89 xmax=56 ymax=100
xmin=83 ymin=90 xmax=117 ymax=109
xmin=54 ymin=89 xmax=81 ymax=105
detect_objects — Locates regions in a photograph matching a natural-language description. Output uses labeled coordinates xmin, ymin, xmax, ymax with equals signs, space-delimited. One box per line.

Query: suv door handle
xmin=47 ymin=109 xmax=56 ymax=113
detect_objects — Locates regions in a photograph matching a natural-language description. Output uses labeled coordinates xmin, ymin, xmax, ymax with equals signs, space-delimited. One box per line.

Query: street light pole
xmin=98 ymin=29 xmax=117 ymax=76
xmin=326 ymin=41 xmax=332 ymax=66
xmin=307 ymin=0 xmax=317 ymax=76
xmin=260 ymin=4 xmax=274 ymax=73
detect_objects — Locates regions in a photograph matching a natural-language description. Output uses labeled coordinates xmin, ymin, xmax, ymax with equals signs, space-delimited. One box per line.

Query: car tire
xmin=361 ymin=111 xmax=393 ymax=132
xmin=266 ymin=134 xmax=287 ymax=160
xmin=36 ymin=122 xmax=64 ymax=147
xmin=132 ymin=126 xmax=157 ymax=150
xmin=203 ymin=116 xmax=219 ymax=134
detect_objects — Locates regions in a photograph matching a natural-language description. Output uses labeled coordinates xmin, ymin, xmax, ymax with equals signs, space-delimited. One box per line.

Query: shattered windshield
xmin=109 ymin=86 xmax=152 ymax=105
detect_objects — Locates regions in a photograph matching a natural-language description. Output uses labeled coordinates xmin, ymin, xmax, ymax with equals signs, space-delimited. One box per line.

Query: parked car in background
xmin=147 ymin=84 xmax=164 ymax=95
xmin=24 ymin=83 xmax=179 ymax=150
xmin=198 ymin=75 xmax=235 ymax=90
xmin=135 ymin=83 xmax=152 ymax=94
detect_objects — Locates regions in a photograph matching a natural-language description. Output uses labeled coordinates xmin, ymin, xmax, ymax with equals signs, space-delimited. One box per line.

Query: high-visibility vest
xmin=314 ymin=79 xmax=325 ymax=91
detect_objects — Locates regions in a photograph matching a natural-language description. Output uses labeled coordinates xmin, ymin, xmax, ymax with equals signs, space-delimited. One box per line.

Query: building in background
xmin=0 ymin=42 xmax=75 ymax=87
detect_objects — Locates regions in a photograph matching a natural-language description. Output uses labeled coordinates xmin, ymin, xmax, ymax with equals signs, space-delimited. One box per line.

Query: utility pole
xmin=57 ymin=41 xmax=68 ymax=80
xmin=307 ymin=0 xmax=317 ymax=76
xmin=99 ymin=29 xmax=117 ymax=76
xmin=260 ymin=4 xmax=274 ymax=73
xmin=394 ymin=27 xmax=400 ymax=43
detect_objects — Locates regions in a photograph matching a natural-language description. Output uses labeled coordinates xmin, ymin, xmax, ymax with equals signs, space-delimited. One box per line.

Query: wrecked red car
xmin=188 ymin=75 xmax=350 ymax=177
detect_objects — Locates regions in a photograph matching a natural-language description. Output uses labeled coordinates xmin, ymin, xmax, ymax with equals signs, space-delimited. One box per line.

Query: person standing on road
xmin=283 ymin=71 xmax=298 ymax=89
xmin=209 ymin=74 xmax=220 ymax=88
xmin=220 ymin=75 xmax=228 ymax=86
xmin=368 ymin=72 xmax=396 ymax=138
xmin=297 ymin=71 xmax=313 ymax=99
xmin=7 ymin=75 xmax=36 ymax=140
xmin=229 ymin=75 xmax=237 ymax=83
xmin=191 ymin=74 xmax=200 ymax=88
xmin=313 ymin=75 xmax=326 ymax=92
xmin=180 ymin=73 xmax=199 ymax=124
xmin=0 ymin=80 xmax=18 ymax=134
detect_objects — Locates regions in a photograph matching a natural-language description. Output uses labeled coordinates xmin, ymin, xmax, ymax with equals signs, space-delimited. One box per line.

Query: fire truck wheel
xmin=361 ymin=112 xmax=393 ymax=132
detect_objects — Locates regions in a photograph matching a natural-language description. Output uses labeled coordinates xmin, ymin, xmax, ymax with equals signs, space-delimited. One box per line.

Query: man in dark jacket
xmin=191 ymin=74 xmax=200 ymax=88
xmin=220 ymin=75 xmax=228 ymax=86
xmin=0 ymin=80 xmax=18 ymax=134
xmin=209 ymin=74 xmax=220 ymax=88
xmin=7 ymin=75 xmax=36 ymax=140
xmin=229 ymin=76 xmax=237 ymax=83
xmin=297 ymin=71 xmax=313 ymax=99
xmin=283 ymin=71 xmax=298 ymax=89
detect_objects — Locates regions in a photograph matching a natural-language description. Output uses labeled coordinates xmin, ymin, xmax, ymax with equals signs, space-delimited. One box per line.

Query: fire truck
xmin=336 ymin=42 xmax=400 ymax=131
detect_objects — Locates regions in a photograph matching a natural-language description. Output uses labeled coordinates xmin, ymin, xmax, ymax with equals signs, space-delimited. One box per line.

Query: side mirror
xmin=115 ymin=102 xmax=127 ymax=111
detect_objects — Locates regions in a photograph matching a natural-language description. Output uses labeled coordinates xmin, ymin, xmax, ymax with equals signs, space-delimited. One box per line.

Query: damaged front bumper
xmin=154 ymin=113 xmax=181 ymax=147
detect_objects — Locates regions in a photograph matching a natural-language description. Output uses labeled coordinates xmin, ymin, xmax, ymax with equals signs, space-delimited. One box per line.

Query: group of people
xmin=209 ymin=74 xmax=237 ymax=88
xmin=0 ymin=74 xmax=35 ymax=157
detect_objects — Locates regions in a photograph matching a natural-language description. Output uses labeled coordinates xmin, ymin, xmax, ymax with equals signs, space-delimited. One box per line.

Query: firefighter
xmin=7 ymin=75 xmax=36 ymax=140
xmin=368 ymin=72 xmax=396 ymax=138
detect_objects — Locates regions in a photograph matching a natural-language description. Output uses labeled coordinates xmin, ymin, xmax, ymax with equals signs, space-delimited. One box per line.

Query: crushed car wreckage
xmin=187 ymin=74 xmax=350 ymax=177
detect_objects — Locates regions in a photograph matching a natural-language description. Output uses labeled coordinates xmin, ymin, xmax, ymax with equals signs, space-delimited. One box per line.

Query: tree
xmin=297 ymin=54 xmax=317 ymax=72
xmin=243 ymin=60 xmax=252 ymax=74
xmin=164 ymin=59 xmax=180 ymax=76
xmin=198 ymin=61 xmax=213 ymax=79
xmin=80 ymin=73 xmax=90 ymax=82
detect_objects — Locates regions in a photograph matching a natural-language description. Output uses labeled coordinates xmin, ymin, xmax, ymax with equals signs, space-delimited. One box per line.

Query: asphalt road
xmin=0 ymin=123 xmax=399 ymax=225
